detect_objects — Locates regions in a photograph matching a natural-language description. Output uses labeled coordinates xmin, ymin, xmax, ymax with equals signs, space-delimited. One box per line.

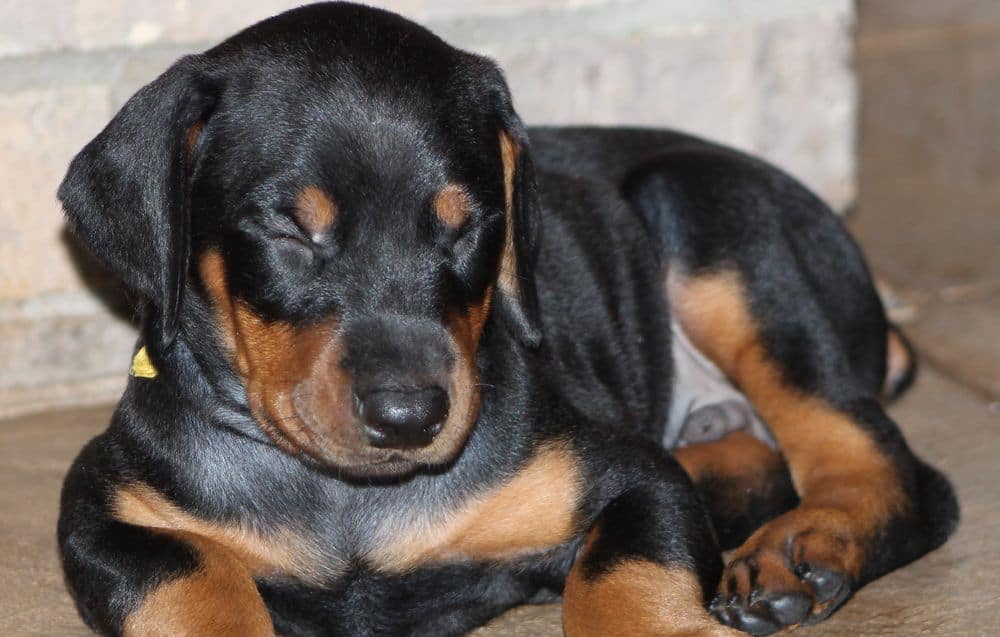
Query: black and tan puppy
xmin=57 ymin=3 xmax=958 ymax=636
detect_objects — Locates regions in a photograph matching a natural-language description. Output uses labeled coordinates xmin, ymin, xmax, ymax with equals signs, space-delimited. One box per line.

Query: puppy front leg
xmin=563 ymin=483 xmax=740 ymax=637
xmin=58 ymin=448 xmax=274 ymax=637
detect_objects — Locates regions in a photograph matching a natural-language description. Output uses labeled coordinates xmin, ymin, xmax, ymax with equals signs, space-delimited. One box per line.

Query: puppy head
xmin=59 ymin=3 xmax=540 ymax=478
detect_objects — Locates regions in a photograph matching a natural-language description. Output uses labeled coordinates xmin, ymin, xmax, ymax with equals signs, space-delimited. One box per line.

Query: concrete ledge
xmin=0 ymin=294 xmax=134 ymax=419
xmin=0 ymin=375 xmax=125 ymax=421
xmin=1 ymin=1 xmax=852 ymax=58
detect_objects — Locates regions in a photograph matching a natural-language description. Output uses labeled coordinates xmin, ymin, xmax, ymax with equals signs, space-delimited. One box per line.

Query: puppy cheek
xmin=290 ymin=381 xmax=358 ymax=451
xmin=285 ymin=339 xmax=367 ymax=453
xmin=199 ymin=250 xmax=363 ymax=456
xmin=448 ymin=352 xmax=480 ymax=432
xmin=436 ymin=297 xmax=491 ymax=456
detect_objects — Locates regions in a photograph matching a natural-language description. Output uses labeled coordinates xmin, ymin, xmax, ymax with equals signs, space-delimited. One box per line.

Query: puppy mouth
xmin=295 ymin=437 xmax=460 ymax=480
xmin=242 ymin=338 xmax=480 ymax=477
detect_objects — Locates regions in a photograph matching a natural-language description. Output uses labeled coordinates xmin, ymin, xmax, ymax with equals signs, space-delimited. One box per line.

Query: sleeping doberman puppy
xmin=57 ymin=3 xmax=959 ymax=636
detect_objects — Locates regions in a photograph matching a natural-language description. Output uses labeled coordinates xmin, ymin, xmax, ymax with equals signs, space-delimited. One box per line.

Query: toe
xmin=762 ymin=590 xmax=812 ymax=625
xmin=725 ymin=602 xmax=782 ymax=636
xmin=797 ymin=564 xmax=851 ymax=623
xmin=711 ymin=592 xmax=783 ymax=636
xmin=798 ymin=564 xmax=850 ymax=604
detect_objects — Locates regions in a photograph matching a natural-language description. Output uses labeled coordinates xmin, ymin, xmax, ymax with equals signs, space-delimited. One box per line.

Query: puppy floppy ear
xmin=495 ymin=98 xmax=543 ymax=348
xmin=58 ymin=56 xmax=216 ymax=349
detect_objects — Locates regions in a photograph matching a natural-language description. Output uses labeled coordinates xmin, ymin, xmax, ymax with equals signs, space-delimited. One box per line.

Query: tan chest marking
xmin=370 ymin=442 xmax=582 ymax=572
xmin=113 ymin=483 xmax=338 ymax=585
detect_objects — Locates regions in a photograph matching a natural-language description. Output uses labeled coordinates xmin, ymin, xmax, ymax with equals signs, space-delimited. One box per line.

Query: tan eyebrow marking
xmin=185 ymin=121 xmax=205 ymax=160
xmin=295 ymin=185 xmax=339 ymax=236
xmin=434 ymin=183 xmax=472 ymax=229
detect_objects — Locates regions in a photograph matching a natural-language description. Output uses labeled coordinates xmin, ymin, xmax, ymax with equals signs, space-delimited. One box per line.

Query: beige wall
xmin=0 ymin=0 xmax=856 ymax=417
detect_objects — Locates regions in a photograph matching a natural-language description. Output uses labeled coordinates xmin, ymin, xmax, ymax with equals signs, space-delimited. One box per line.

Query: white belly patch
xmin=664 ymin=318 xmax=776 ymax=450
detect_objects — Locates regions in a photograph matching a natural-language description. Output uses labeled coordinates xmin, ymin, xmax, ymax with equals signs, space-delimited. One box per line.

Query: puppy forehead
xmin=206 ymin=105 xmax=497 ymax=230
xmin=206 ymin=76 xmax=467 ymax=200
xmin=218 ymin=2 xmax=459 ymax=64
xmin=201 ymin=8 xmax=499 ymax=158
xmin=208 ymin=5 xmax=471 ymax=115
xmin=192 ymin=7 xmax=510 ymax=234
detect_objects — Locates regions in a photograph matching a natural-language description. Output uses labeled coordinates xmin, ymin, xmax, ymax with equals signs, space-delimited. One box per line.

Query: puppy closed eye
xmin=276 ymin=240 xmax=316 ymax=277
xmin=274 ymin=224 xmax=315 ymax=249
xmin=239 ymin=214 xmax=319 ymax=271
xmin=258 ymin=213 xmax=314 ymax=247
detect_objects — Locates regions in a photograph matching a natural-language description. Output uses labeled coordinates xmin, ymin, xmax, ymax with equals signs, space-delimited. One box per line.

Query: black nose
xmin=359 ymin=386 xmax=449 ymax=449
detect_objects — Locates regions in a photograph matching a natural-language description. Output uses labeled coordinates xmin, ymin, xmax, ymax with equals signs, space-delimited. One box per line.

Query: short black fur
xmin=57 ymin=4 xmax=958 ymax=636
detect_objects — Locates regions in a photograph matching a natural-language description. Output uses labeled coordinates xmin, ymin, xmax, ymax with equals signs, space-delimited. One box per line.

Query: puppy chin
xmin=299 ymin=427 xmax=474 ymax=481
xmin=296 ymin=444 xmax=456 ymax=481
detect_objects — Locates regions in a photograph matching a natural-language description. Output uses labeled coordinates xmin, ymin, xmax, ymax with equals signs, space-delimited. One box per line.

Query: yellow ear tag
xmin=130 ymin=346 xmax=159 ymax=379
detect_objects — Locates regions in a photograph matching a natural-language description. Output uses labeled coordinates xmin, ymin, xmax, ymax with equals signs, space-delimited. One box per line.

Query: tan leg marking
xmin=113 ymin=483 xmax=336 ymax=584
xmin=667 ymin=269 xmax=908 ymax=630
xmin=124 ymin=531 xmax=273 ymax=637
xmin=563 ymin=552 xmax=741 ymax=637
xmin=668 ymin=269 xmax=905 ymax=569
xmin=370 ymin=442 xmax=581 ymax=571
xmin=673 ymin=431 xmax=783 ymax=485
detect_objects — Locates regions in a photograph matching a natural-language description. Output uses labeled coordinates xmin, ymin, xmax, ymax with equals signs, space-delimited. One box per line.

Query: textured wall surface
xmin=0 ymin=0 xmax=856 ymax=417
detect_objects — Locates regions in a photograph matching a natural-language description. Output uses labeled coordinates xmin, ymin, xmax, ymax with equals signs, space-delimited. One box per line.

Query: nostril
xmin=359 ymin=386 xmax=449 ymax=449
